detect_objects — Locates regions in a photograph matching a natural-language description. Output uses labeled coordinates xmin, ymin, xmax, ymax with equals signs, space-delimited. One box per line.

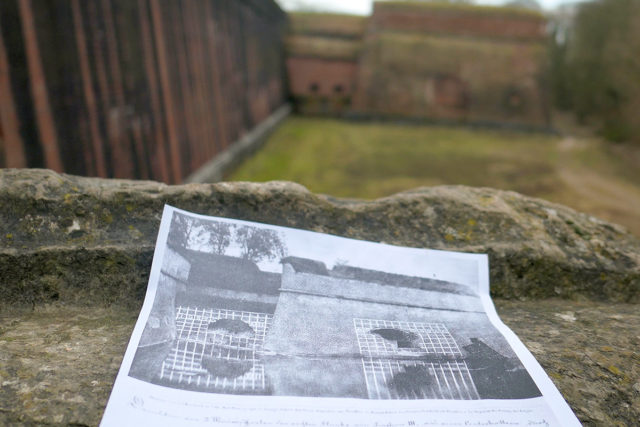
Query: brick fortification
xmin=0 ymin=1 xmax=551 ymax=179
xmin=286 ymin=2 xmax=550 ymax=128
xmin=285 ymin=13 xmax=367 ymax=115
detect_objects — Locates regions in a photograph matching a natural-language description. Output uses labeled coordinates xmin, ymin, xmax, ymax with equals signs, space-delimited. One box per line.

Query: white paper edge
xmin=477 ymin=259 xmax=581 ymax=426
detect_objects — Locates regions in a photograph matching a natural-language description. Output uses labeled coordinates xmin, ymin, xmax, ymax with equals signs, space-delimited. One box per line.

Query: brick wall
xmin=370 ymin=2 xmax=547 ymax=41
xmin=0 ymin=0 xmax=287 ymax=182
xmin=287 ymin=58 xmax=358 ymax=115
xmin=353 ymin=33 xmax=549 ymax=127
xmin=285 ymin=13 xmax=364 ymax=116
xmin=285 ymin=3 xmax=550 ymax=128
xmin=287 ymin=58 xmax=358 ymax=97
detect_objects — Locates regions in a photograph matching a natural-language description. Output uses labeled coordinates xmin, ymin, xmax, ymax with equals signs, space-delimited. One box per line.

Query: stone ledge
xmin=1 ymin=169 xmax=639 ymax=425
xmin=1 ymin=300 xmax=637 ymax=426
xmin=1 ymin=169 xmax=638 ymax=307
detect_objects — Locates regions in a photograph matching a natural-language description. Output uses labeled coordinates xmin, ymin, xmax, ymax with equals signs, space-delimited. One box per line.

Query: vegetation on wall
xmin=286 ymin=35 xmax=362 ymax=61
xmin=374 ymin=1 xmax=546 ymax=20
xmin=288 ymin=12 xmax=367 ymax=38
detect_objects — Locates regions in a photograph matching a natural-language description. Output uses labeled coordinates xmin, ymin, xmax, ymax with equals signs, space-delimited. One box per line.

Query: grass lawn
xmin=230 ymin=117 xmax=640 ymax=235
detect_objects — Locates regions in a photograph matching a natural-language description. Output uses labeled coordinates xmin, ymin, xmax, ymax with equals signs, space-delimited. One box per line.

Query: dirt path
xmin=556 ymin=137 xmax=640 ymax=236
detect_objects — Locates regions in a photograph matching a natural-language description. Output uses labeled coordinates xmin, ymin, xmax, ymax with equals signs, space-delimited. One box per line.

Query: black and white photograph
xmin=128 ymin=209 xmax=540 ymax=401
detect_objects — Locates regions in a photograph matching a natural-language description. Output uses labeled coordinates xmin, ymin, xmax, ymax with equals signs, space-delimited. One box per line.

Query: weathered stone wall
xmin=1 ymin=169 xmax=637 ymax=308
xmin=0 ymin=169 xmax=638 ymax=425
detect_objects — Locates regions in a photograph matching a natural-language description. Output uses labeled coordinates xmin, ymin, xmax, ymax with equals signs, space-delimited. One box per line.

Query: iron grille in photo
xmin=157 ymin=306 xmax=273 ymax=394
xmin=361 ymin=358 xmax=480 ymax=400
xmin=353 ymin=318 xmax=463 ymax=357
xmin=354 ymin=318 xmax=478 ymax=400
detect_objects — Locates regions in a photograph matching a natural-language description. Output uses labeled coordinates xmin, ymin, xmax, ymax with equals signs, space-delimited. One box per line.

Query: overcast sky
xmin=275 ymin=0 xmax=582 ymax=14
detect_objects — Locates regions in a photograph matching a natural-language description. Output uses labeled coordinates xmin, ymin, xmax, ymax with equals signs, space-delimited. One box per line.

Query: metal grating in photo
xmin=157 ymin=306 xmax=273 ymax=394
xmin=361 ymin=359 xmax=480 ymax=400
xmin=353 ymin=318 xmax=463 ymax=357
xmin=354 ymin=318 xmax=478 ymax=400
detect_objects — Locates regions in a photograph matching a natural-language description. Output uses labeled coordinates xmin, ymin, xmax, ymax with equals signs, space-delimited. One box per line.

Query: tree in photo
xmin=167 ymin=212 xmax=199 ymax=250
xmin=235 ymin=226 xmax=286 ymax=263
xmin=205 ymin=221 xmax=233 ymax=255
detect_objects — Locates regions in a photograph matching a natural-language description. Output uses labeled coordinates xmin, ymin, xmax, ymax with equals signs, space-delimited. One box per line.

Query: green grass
xmin=231 ymin=117 xmax=561 ymax=199
xmin=231 ymin=117 xmax=640 ymax=235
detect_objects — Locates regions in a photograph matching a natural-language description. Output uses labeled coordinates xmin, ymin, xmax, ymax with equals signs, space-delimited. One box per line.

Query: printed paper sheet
xmin=101 ymin=205 xmax=580 ymax=426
